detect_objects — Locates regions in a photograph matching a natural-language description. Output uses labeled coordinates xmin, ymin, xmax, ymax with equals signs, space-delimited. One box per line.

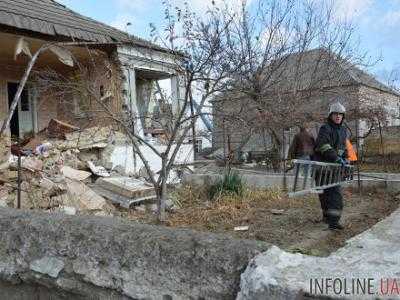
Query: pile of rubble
xmin=0 ymin=119 xmax=158 ymax=216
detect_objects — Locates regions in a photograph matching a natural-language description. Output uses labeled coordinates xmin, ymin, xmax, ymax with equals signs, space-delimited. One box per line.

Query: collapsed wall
xmin=0 ymin=208 xmax=269 ymax=299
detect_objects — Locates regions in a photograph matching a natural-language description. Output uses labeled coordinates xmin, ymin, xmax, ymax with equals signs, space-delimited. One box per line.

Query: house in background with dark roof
xmin=0 ymin=0 xmax=184 ymax=139
xmin=212 ymin=48 xmax=400 ymax=158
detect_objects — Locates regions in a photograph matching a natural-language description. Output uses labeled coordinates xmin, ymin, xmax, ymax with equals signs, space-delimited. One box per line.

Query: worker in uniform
xmin=314 ymin=102 xmax=348 ymax=230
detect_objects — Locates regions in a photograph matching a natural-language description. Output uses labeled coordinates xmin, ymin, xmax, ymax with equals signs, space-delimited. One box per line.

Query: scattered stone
xmin=103 ymin=161 xmax=113 ymax=170
xmin=40 ymin=178 xmax=65 ymax=197
xmin=234 ymin=226 xmax=249 ymax=231
xmin=22 ymin=157 xmax=43 ymax=171
xmin=93 ymin=210 xmax=112 ymax=217
xmin=30 ymin=256 xmax=65 ymax=278
xmin=50 ymin=175 xmax=66 ymax=184
xmin=17 ymin=181 xmax=47 ymax=209
xmin=270 ymin=209 xmax=285 ymax=215
xmin=112 ymin=165 xmax=126 ymax=176
xmin=61 ymin=166 xmax=91 ymax=181
xmin=87 ymin=161 xmax=110 ymax=177
xmin=61 ymin=126 xmax=113 ymax=150
xmin=7 ymin=171 xmax=18 ymax=180
xmin=65 ymin=178 xmax=113 ymax=212
xmin=0 ymin=134 xmax=10 ymax=167
xmin=59 ymin=206 xmax=77 ymax=215
xmin=50 ymin=194 xmax=70 ymax=207
xmin=0 ymin=189 xmax=9 ymax=207
xmin=47 ymin=118 xmax=79 ymax=139
xmin=78 ymin=150 xmax=99 ymax=163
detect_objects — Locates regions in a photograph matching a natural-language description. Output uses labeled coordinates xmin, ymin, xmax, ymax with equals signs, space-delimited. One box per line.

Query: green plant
xmin=209 ymin=171 xmax=244 ymax=200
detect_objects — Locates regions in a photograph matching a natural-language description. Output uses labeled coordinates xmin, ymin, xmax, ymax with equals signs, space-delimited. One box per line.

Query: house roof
xmin=0 ymin=0 xmax=164 ymax=50
xmin=268 ymin=48 xmax=400 ymax=96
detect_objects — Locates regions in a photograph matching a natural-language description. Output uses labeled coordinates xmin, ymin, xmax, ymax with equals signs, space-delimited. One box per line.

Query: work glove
xmin=336 ymin=157 xmax=347 ymax=166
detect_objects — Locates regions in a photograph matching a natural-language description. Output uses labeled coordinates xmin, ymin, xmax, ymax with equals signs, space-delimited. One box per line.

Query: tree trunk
xmin=189 ymin=88 xmax=197 ymax=160
xmin=158 ymin=155 xmax=168 ymax=222
xmin=0 ymin=48 xmax=45 ymax=136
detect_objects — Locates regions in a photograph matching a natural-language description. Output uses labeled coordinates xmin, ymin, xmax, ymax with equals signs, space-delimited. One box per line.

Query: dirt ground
xmin=119 ymin=186 xmax=400 ymax=257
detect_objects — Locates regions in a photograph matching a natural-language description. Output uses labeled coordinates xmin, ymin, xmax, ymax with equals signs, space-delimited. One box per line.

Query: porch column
xmin=122 ymin=67 xmax=143 ymax=138
xmin=171 ymin=75 xmax=185 ymax=116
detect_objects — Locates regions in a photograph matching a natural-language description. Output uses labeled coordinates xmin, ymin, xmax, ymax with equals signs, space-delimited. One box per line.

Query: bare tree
xmin=210 ymin=0 xmax=375 ymax=161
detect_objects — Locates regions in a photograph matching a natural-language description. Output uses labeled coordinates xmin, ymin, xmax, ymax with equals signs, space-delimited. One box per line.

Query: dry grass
xmin=165 ymin=186 xmax=292 ymax=230
xmin=118 ymin=184 xmax=399 ymax=256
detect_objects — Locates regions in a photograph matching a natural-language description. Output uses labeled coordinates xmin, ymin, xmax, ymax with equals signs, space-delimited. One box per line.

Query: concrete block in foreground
xmin=0 ymin=208 xmax=268 ymax=299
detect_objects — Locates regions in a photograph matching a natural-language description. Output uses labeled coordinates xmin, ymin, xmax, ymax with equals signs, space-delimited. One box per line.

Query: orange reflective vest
xmin=346 ymin=139 xmax=357 ymax=162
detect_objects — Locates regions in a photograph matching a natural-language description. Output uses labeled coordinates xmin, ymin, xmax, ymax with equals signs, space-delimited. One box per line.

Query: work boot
xmin=328 ymin=223 xmax=344 ymax=231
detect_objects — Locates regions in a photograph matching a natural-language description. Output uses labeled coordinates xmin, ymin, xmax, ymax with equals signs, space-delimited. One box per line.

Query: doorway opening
xmin=7 ymin=82 xmax=32 ymax=139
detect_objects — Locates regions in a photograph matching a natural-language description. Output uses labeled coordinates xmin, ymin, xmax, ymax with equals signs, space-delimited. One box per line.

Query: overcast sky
xmin=58 ymin=0 xmax=400 ymax=83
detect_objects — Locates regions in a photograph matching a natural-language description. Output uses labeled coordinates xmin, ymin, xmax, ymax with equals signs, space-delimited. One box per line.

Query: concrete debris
xmin=138 ymin=166 xmax=152 ymax=180
xmin=0 ymin=199 xmax=7 ymax=207
xmin=1 ymin=122 xmax=184 ymax=216
xmin=0 ymin=134 xmax=10 ymax=168
xmin=7 ymin=171 xmax=17 ymax=180
xmin=39 ymin=177 xmax=66 ymax=197
xmin=234 ymin=226 xmax=249 ymax=231
xmin=47 ymin=118 xmax=79 ymax=139
xmin=65 ymin=178 xmax=112 ymax=213
xmin=94 ymin=177 xmax=155 ymax=208
xmin=17 ymin=181 xmax=47 ymax=209
xmin=111 ymin=165 xmax=126 ymax=176
xmin=61 ymin=166 xmax=91 ymax=181
xmin=270 ymin=209 xmax=285 ymax=215
xmin=57 ymin=206 xmax=77 ymax=215
xmin=87 ymin=161 xmax=110 ymax=177
xmin=96 ymin=177 xmax=154 ymax=199
xmin=21 ymin=157 xmax=43 ymax=171
xmin=0 ymin=188 xmax=9 ymax=207
xmin=61 ymin=126 xmax=113 ymax=150
xmin=78 ymin=150 xmax=99 ymax=163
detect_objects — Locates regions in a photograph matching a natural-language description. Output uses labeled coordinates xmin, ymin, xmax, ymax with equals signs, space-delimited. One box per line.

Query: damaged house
xmin=0 ymin=0 xmax=191 ymax=171
xmin=0 ymin=0 xmax=193 ymax=211
xmin=212 ymin=48 xmax=400 ymax=160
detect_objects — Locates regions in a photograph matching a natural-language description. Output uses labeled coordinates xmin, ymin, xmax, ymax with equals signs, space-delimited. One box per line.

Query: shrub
xmin=209 ymin=171 xmax=244 ymax=200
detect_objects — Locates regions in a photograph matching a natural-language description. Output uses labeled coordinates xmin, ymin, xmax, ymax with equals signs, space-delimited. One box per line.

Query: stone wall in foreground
xmin=0 ymin=208 xmax=269 ymax=300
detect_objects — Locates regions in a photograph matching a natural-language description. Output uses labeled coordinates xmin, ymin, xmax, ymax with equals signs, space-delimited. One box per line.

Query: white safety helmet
xmin=328 ymin=102 xmax=346 ymax=116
